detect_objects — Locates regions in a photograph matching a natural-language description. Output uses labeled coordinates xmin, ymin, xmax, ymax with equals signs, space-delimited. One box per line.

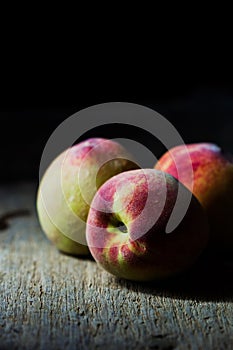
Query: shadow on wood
xmin=116 ymin=254 xmax=233 ymax=302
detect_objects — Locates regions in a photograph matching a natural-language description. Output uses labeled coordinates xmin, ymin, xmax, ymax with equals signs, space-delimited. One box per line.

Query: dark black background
xmin=1 ymin=63 xmax=233 ymax=182
xmin=1 ymin=1 xmax=233 ymax=183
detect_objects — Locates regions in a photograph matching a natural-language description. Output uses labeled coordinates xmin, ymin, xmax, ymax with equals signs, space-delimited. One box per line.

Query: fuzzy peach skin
xmin=37 ymin=138 xmax=139 ymax=255
xmin=155 ymin=143 xmax=233 ymax=252
xmin=86 ymin=169 xmax=209 ymax=281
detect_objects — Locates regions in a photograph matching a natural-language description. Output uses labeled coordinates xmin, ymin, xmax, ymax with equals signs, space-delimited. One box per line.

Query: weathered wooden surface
xmin=0 ymin=183 xmax=233 ymax=350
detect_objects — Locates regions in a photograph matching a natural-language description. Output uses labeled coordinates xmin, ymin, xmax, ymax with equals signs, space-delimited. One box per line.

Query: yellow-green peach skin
xmin=86 ymin=169 xmax=209 ymax=281
xmin=155 ymin=143 xmax=233 ymax=252
xmin=37 ymin=138 xmax=139 ymax=255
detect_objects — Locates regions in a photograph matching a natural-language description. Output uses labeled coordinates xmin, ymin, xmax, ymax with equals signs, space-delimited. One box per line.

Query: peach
xmin=86 ymin=169 xmax=209 ymax=281
xmin=155 ymin=143 xmax=233 ymax=252
xmin=37 ymin=138 xmax=139 ymax=255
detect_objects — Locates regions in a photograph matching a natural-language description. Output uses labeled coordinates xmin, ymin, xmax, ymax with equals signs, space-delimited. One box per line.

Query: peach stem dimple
xmin=107 ymin=216 xmax=128 ymax=235
xmin=115 ymin=221 xmax=128 ymax=233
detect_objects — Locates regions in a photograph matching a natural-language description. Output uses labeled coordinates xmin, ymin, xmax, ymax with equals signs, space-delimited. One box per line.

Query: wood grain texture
xmin=0 ymin=183 xmax=233 ymax=350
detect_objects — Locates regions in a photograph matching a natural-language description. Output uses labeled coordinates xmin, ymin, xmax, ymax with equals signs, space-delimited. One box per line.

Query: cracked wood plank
xmin=0 ymin=182 xmax=233 ymax=350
